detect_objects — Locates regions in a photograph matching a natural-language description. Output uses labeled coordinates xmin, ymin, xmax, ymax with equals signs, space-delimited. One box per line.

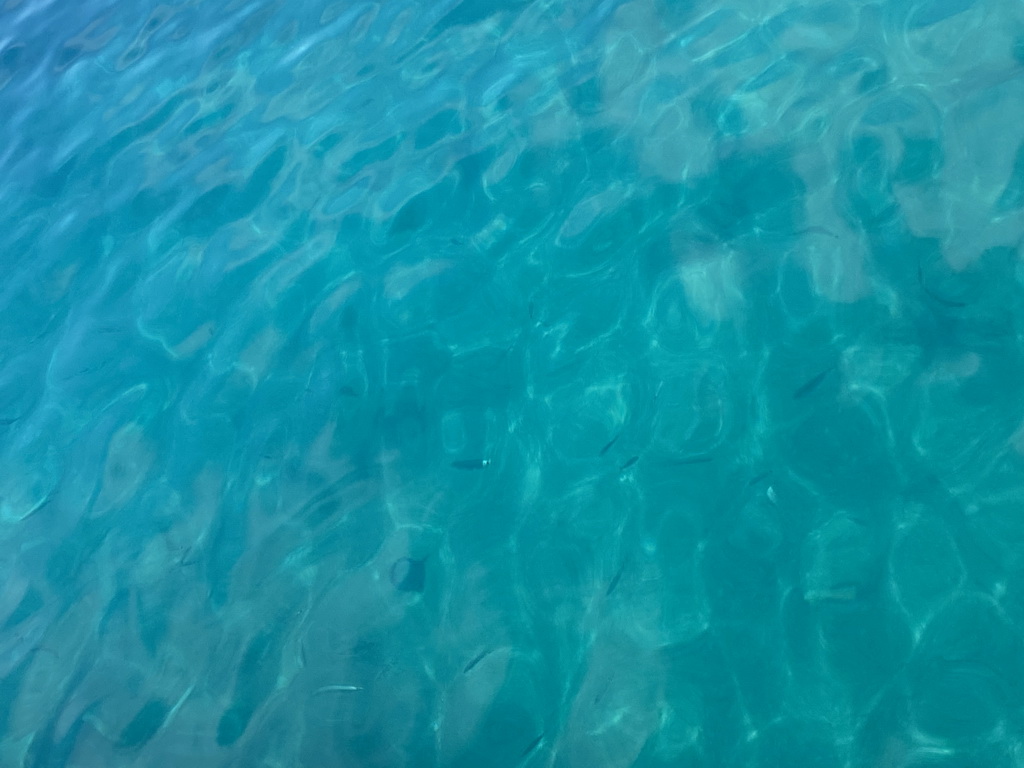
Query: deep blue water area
xmin=2 ymin=0 xmax=1024 ymax=766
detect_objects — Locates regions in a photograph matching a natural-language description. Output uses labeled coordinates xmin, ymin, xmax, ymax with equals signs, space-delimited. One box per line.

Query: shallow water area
xmin=2 ymin=0 xmax=1024 ymax=766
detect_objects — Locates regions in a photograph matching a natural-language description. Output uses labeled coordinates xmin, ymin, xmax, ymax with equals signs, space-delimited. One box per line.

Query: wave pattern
xmin=1 ymin=0 xmax=1024 ymax=766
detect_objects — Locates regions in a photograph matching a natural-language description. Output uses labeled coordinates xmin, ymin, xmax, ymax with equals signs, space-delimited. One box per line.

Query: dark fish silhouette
xmin=792 ymin=367 xmax=832 ymax=399
xmin=665 ymin=454 xmax=714 ymax=466
xmin=451 ymin=459 xmax=492 ymax=470
xmin=599 ymin=434 xmax=620 ymax=457
xmin=747 ymin=470 xmax=772 ymax=487
xmin=390 ymin=556 xmax=427 ymax=593
xmin=794 ymin=226 xmax=840 ymax=240
xmin=619 ymin=456 xmax=639 ymax=471
xmin=463 ymin=649 xmax=491 ymax=673
xmin=519 ymin=733 xmax=544 ymax=760
xmin=605 ymin=565 xmax=625 ymax=597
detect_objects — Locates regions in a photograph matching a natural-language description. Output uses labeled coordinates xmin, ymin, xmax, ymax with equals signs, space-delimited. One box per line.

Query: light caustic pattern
xmin=1 ymin=0 xmax=1024 ymax=766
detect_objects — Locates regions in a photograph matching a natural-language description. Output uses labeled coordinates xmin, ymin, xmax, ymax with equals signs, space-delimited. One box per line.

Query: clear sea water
xmin=2 ymin=0 xmax=1024 ymax=766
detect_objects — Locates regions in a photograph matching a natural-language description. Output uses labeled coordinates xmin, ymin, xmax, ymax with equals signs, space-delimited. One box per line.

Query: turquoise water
xmin=1 ymin=0 xmax=1024 ymax=765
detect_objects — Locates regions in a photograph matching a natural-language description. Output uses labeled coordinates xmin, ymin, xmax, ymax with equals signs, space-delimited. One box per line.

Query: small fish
xmin=599 ymin=434 xmax=620 ymax=457
xmin=804 ymin=585 xmax=858 ymax=604
xmin=666 ymin=454 xmax=714 ymax=466
xmin=519 ymin=733 xmax=544 ymax=761
xmin=451 ymin=459 xmax=492 ymax=470
xmin=619 ymin=456 xmax=639 ymax=471
xmin=792 ymin=367 xmax=832 ymax=399
xmin=747 ymin=470 xmax=771 ymax=487
xmin=605 ymin=565 xmax=624 ymax=597
xmin=176 ymin=545 xmax=199 ymax=568
xmin=795 ymin=225 xmax=840 ymax=240
xmin=463 ymin=649 xmax=491 ymax=673
xmin=313 ymin=685 xmax=363 ymax=695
